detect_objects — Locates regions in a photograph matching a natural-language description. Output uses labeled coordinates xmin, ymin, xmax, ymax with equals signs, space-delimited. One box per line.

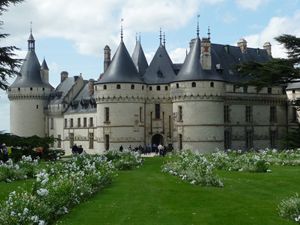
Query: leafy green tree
xmin=0 ymin=0 xmax=23 ymax=90
xmin=237 ymin=34 xmax=300 ymax=90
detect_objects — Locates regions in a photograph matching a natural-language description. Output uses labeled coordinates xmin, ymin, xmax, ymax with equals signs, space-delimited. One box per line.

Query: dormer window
xmin=210 ymin=82 xmax=214 ymax=88
xmin=116 ymin=84 xmax=121 ymax=89
xmin=156 ymin=86 xmax=160 ymax=91
xmin=30 ymin=87 xmax=33 ymax=91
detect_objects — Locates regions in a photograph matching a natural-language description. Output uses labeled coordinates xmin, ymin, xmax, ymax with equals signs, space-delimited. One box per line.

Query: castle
xmin=7 ymin=25 xmax=300 ymax=154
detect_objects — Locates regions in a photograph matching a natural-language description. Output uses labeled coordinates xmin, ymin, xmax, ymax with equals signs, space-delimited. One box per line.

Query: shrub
xmin=278 ymin=193 xmax=300 ymax=223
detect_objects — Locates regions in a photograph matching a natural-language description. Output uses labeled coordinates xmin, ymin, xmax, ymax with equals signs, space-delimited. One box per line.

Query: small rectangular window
xmin=89 ymin=117 xmax=93 ymax=127
xmin=224 ymin=105 xmax=230 ymax=123
xmin=77 ymin=118 xmax=81 ymax=127
xmin=50 ymin=118 xmax=54 ymax=130
xmin=57 ymin=134 xmax=61 ymax=148
xmin=105 ymin=134 xmax=109 ymax=150
xmin=155 ymin=104 xmax=160 ymax=119
xmin=104 ymin=107 xmax=109 ymax=122
xmin=139 ymin=107 xmax=143 ymax=123
xmin=83 ymin=118 xmax=87 ymax=127
xmin=245 ymin=106 xmax=252 ymax=123
xmin=179 ymin=134 xmax=183 ymax=150
xmin=89 ymin=133 xmax=94 ymax=149
xmin=64 ymin=119 xmax=67 ymax=128
xmin=178 ymin=106 xmax=183 ymax=121
xmin=70 ymin=118 xmax=73 ymax=128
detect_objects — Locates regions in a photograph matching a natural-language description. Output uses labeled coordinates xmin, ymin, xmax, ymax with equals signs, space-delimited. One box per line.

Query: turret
xmin=263 ymin=42 xmax=272 ymax=56
xmin=41 ymin=58 xmax=49 ymax=83
xmin=104 ymin=45 xmax=111 ymax=72
xmin=237 ymin=38 xmax=247 ymax=53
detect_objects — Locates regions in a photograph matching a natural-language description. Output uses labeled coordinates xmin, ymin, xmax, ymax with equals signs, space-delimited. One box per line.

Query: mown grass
xmin=0 ymin=179 xmax=33 ymax=202
xmin=53 ymin=157 xmax=299 ymax=225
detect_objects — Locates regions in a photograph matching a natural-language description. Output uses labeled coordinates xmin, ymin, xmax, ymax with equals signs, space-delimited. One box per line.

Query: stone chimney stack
xmin=104 ymin=45 xmax=111 ymax=72
xmin=88 ymin=79 xmax=95 ymax=96
xmin=200 ymin=37 xmax=212 ymax=70
xmin=263 ymin=42 xmax=272 ymax=56
xmin=61 ymin=71 xmax=68 ymax=82
xmin=237 ymin=38 xmax=247 ymax=53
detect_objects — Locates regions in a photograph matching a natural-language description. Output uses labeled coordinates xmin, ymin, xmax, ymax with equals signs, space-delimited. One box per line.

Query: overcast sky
xmin=1 ymin=0 xmax=300 ymax=133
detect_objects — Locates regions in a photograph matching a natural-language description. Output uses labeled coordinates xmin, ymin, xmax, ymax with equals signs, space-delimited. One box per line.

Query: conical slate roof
xmin=97 ymin=41 xmax=142 ymax=84
xmin=143 ymin=45 xmax=176 ymax=84
xmin=41 ymin=58 xmax=49 ymax=70
xmin=132 ymin=40 xmax=148 ymax=75
xmin=174 ymin=37 xmax=223 ymax=82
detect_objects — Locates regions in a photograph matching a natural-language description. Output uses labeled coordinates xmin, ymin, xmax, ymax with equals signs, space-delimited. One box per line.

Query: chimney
xmin=237 ymin=38 xmax=247 ymax=53
xmin=263 ymin=42 xmax=272 ymax=56
xmin=60 ymin=71 xmax=68 ymax=82
xmin=200 ymin=37 xmax=212 ymax=70
xmin=104 ymin=45 xmax=111 ymax=72
xmin=88 ymin=79 xmax=95 ymax=96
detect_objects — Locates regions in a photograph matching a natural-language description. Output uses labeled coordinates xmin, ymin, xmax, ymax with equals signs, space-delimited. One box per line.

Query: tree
xmin=236 ymin=34 xmax=300 ymax=90
xmin=0 ymin=0 xmax=23 ymax=90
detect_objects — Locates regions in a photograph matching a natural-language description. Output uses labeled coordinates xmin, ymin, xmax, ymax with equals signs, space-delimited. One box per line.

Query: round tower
xmin=171 ymin=31 xmax=225 ymax=153
xmin=7 ymin=31 xmax=53 ymax=137
xmin=95 ymin=34 xmax=146 ymax=151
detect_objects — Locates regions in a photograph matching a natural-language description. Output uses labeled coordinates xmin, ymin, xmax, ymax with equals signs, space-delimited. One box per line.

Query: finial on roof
xmin=30 ymin=21 xmax=32 ymax=34
xmin=159 ymin=28 xmax=162 ymax=45
xmin=197 ymin=14 xmax=200 ymax=37
xmin=208 ymin=26 xmax=211 ymax=41
xmin=121 ymin=18 xmax=124 ymax=42
xmin=163 ymin=32 xmax=166 ymax=47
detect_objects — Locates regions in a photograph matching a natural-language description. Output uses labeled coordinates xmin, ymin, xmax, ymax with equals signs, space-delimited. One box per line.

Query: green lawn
xmin=0 ymin=179 xmax=33 ymax=202
xmin=53 ymin=157 xmax=299 ymax=225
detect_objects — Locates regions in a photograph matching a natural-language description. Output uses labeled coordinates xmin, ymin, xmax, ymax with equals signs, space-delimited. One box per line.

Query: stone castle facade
xmin=7 ymin=29 xmax=300 ymax=154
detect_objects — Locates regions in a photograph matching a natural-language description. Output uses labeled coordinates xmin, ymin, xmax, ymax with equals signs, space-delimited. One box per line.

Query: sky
xmin=0 ymin=0 xmax=300 ymax=132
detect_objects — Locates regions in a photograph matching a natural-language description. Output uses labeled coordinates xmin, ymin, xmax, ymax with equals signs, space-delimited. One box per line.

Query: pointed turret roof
xmin=174 ymin=37 xmax=223 ymax=82
xmin=97 ymin=41 xmax=142 ymax=84
xmin=132 ymin=40 xmax=148 ymax=75
xmin=10 ymin=32 xmax=52 ymax=88
xmin=143 ymin=44 xmax=176 ymax=84
xmin=41 ymin=58 xmax=49 ymax=70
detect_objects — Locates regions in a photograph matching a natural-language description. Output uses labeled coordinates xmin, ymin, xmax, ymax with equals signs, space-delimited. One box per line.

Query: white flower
xmin=23 ymin=207 xmax=29 ymax=215
xmin=37 ymin=188 xmax=49 ymax=197
xmin=38 ymin=220 xmax=46 ymax=225
xmin=31 ymin=215 xmax=39 ymax=223
xmin=190 ymin=180 xmax=196 ymax=185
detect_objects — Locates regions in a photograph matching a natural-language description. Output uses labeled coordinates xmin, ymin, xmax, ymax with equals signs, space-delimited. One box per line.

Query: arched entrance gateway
xmin=151 ymin=134 xmax=163 ymax=152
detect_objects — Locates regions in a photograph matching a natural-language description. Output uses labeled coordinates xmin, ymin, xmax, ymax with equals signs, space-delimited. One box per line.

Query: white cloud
xmin=169 ymin=48 xmax=187 ymax=63
xmin=235 ymin=0 xmax=269 ymax=10
xmin=244 ymin=11 xmax=300 ymax=58
xmin=222 ymin=12 xmax=237 ymax=24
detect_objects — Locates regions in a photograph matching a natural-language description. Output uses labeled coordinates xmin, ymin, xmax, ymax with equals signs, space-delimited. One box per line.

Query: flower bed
xmin=162 ymin=151 xmax=223 ymax=187
xmin=278 ymin=193 xmax=300 ymax=223
xmin=0 ymin=156 xmax=40 ymax=182
xmin=104 ymin=150 xmax=143 ymax=170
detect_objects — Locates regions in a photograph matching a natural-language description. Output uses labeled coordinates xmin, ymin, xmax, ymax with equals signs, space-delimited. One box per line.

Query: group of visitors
xmin=71 ymin=144 xmax=84 ymax=154
xmin=0 ymin=143 xmax=9 ymax=162
xmin=118 ymin=143 xmax=172 ymax=156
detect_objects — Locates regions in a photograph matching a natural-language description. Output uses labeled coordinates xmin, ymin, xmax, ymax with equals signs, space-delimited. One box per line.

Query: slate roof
xmin=10 ymin=33 xmax=52 ymax=89
xmin=49 ymin=77 xmax=76 ymax=104
xmin=286 ymin=80 xmax=300 ymax=90
xmin=132 ymin=40 xmax=148 ymax=75
xmin=41 ymin=59 xmax=49 ymax=70
xmin=96 ymin=41 xmax=142 ymax=84
xmin=66 ymin=81 xmax=96 ymax=114
xmin=143 ymin=44 xmax=176 ymax=84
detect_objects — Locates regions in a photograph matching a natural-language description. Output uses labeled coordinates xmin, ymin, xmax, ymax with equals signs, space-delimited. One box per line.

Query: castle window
xmin=57 ymin=135 xmax=61 ymax=148
xmin=224 ymin=105 xmax=230 ymax=123
xmin=268 ymin=87 xmax=272 ymax=94
xmin=116 ymin=84 xmax=121 ymax=89
xmin=224 ymin=130 xmax=232 ymax=149
xmin=64 ymin=119 xmax=67 ymax=128
xmin=70 ymin=118 xmax=73 ymax=128
xmin=69 ymin=133 xmax=74 ymax=148
xmin=245 ymin=130 xmax=253 ymax=149
xmin=50 ymin=118 xmax=54 ymax=129
xmin=178 ymin=106 xmax=183 ymax=121
xmin=89 ymin=117 xmax=93 ymax=127
xmin=192 ymin=82 xmax=196 ymax=88
xmin=176 ymin=83 xmax=179 ymax=89
xmin=270 ymin=106 xmax=277 ymax=123
xmin=139 ymin=107 xmax=143 ymax=123
xmin=42 ymin=88 xmax=45 ymax=91
xmin=131 ymin=84 xmax=135 ymax=90
xmin=245 ymin=106 xmax=252 ymax=123
xmin=103 ymin=85 xmax=107 ymax=90
xmin=156 ymin=86 xmax=161 ymax=91
xmin=104 ymin=107 xmax=110 ymax=122
xmin=155 ymin=104 xmax=160 ymax=119
xmin=210 ymin=82 xmax=214 ymax=88
xmin=142 ymin=85 xmax=144 ymax=90
xmin=179 ymin=134 xmax=183 ymax=150
xmin=36 ymin=105 xmax=39 ymax=109
xmin=292 ymin=89 xmax=295 ymax=94
xmin=95 ymin=86 xmax=97 ymax=91
xmin=149 ymin=86 xmax=152 ymax=91
xmin=18 ymin=88 xmax=20 ymax=91
xmin=165 ymin=86 xmax=168 ymax=91
xmin=89 ymin=133 xmax=94 ymax=149
xmin=168 ymin=115 xmax=172 ymax=137
xmin=270 ymin=130 xmax=277 ymax=148
xmin=83 ymin=117 xmax=87 ymax=127
xmin=105 ymin=134 xmax=109 ymax=150
xmin=77 ymin=118 xmax=81 ymax=127
xmin=30 ymin=87 xmax=33 ymax=91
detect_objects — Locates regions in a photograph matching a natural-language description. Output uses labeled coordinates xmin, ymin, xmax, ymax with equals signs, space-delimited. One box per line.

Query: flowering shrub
xmin=0 ymin=156 xmax=39 ymax=182
xmin=260 ymin=149 xmax=300 ymax=166
xmin=278 ymin=193 xmax=300 ymax=223
xmin=0 ymin=155 xmax=115 ymax=225
xmin=162 ymin=150 xmax=223 ymax=187
xmin=104 ymin=150 xmax=143 ymax=170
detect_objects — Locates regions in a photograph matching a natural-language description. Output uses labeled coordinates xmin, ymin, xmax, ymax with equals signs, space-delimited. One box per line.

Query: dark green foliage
xmin=237 ymin=34 xmax=300 ymax=90
xmin=0 ymin=0 xmax=23 ymax=90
